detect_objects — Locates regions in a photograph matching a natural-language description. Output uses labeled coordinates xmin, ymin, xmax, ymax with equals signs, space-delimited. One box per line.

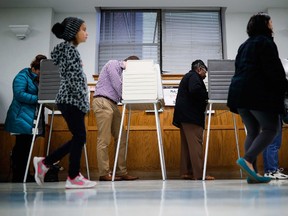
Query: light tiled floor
xmin=0 ymin=179 xmax=288 ymax=216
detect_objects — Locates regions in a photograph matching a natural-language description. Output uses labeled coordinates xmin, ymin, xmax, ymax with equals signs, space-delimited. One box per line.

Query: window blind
xmin=99 ymin=10 xmax=160 ymax=72
xmin=162 ymin=10 xmax=223 ymax=74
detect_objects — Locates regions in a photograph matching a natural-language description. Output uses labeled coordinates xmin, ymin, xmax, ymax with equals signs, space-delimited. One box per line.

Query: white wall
xmin=0 ymin=7 xmax=287 ymax=123
xmin=225 ymin=9 xmax=288 ymax=59
xmin=0 ymin=8 xmax=53 ymax=123
xmin=225 ymin=13 xmax=251 ymax=59
xmin=268 ymin=8 xmax=288 ymax=59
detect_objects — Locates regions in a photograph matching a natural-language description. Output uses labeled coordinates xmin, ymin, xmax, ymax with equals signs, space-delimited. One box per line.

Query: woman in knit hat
xmin=33 ymin=17 xmax=96 ymax=189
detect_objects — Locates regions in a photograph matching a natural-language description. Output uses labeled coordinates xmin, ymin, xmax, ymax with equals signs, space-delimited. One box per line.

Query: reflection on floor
xmin=0 ymin=179 xmax=288 ymax=216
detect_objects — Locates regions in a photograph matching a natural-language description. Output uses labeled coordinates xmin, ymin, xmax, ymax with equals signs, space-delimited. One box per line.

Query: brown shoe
xmin=192 ymin=176 xmax=215 ymax=180
xmin=99 ymin=174 xmax=122 ymax=181
xmin=180 ymin=174 xmax=193 ymax=180
xmin=117 ymin=174 xmax=139 ymax=181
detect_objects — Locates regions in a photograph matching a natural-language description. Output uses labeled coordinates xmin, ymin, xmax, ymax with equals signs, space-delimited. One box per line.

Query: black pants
xmin=238 ymin=109 xmax=279 ymax=172
xmin=11 ymin=134 xmax=33 ymax=182
xmin=44 ymin=104 xmax=86 ymax=179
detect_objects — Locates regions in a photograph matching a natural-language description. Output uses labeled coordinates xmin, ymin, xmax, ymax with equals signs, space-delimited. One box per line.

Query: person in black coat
xmin=173 ymin=59 xmax=214 ymax=180
xmin=227 ymin=12 xmax=288 ymax=183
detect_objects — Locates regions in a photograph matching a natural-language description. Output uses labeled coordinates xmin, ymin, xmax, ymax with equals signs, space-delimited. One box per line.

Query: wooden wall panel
xmin=1 ymin=75 xmax=288 ymax=181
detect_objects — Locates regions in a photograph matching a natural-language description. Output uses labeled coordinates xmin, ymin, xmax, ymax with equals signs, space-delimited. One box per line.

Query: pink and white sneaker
xmin=65 ymin=173 xmax=97 ymax=189
xmin=33 ymin=157 xmax=49 ymax=186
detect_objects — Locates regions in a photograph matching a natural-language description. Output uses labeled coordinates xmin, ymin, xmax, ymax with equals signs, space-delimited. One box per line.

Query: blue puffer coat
xmin=4 ymin=68 xmax=38 ymax=134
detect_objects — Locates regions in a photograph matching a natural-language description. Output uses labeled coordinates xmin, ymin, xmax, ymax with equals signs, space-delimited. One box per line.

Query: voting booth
xmin=112 ymin=60 xmax=166 ymax=181
xmin=203 ymin=59 xmax=242 ymax=180
xmin=24 ymin=59 xmax=90 ymax=182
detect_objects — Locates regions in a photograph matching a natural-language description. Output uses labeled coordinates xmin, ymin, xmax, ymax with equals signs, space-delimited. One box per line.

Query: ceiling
xmin=0 ymin=0 xmax=287 ymax=13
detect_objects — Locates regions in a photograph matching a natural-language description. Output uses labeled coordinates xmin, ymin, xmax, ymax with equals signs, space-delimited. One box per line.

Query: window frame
xmin=97 ymin=8 xmax=224 ymax=74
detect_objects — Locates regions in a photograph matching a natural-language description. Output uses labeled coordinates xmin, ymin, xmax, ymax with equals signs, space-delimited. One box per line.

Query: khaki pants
xmin=180 ymin=123 xmax=204 ymax=179
xmin=92 ymin=97 xmax=127 ymax=176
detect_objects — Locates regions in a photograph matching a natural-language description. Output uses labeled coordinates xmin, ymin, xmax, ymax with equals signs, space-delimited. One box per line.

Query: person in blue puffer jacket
xmin=4 ymin=54 xmax=47 ymax=182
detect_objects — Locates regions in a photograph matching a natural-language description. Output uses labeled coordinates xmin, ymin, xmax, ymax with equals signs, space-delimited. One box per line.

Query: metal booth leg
xmin=23 ymin=103 xmax=43 ymax=183
xmin=202 ymin=102 xmax=213 ymax=180
xmin=112 ymin=103 xmax=127 ymax=181
xmin=232 ymin=113 xmax=242 ymax=178
xmin=83 ymin=144 xmax=90 ymax=179
xmin=154 ymin=103 xmax=166 ymax=180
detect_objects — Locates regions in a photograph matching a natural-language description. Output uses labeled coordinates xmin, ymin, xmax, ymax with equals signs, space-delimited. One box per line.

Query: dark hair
xmin=246 ymin=12 xmax=273 ymax=37
xmin=191 ymin=59 xmax=207 ymax=71
xmin=124 ymin=56 xmax=139 ymax=61
xmin=30 ymin=54 xmax=47 ymax=70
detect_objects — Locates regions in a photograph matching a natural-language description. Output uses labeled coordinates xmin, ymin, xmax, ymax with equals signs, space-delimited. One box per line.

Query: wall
xmin=268 ymin=8 xmax=288 ymax=59
xmin=0 ymin=8 xmax=53 ymax=123
xmin=225 ymin=9 xmax=288 ymax=59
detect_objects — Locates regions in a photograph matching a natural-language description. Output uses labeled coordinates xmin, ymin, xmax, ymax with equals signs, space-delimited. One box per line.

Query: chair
xmin=112 ymin=60 xmax=167 ymax=181
xmin=202 ymin=59 xmax=242 ymax=180
xmin=23 ymin=59 xmax=90 ymax=182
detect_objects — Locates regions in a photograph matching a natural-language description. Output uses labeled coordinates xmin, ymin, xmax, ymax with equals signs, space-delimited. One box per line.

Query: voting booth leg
xmin=125 ymin=108 xmax=132 ymax=160
xmin=233 ymin=114 xmax=242 ymax=178
xmin=23 ymin=104 xmax=44 ymax=183
xmin=202 ymin=103 xmax=213 ymax=180
xmin=154 ymin=103 xmax=167 ymax=180
xmin=46 ymin=107 xmax=55 ymax=156
xmin=112 ymin=104 xmax=127 ymax=181
xmin=203 ymin=104 xmax=243 ymax=180
xmin=83 ymin=144 xmax=90 ymax=179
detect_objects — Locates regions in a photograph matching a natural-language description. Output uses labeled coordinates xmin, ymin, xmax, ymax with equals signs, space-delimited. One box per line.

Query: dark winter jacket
xmin=173 ymin=70 xmax=208 ymax=128
xmin=4 ymin=68 xmax=38 ymax=134
xmin=227 ymin=35 xmax=288 ymax=114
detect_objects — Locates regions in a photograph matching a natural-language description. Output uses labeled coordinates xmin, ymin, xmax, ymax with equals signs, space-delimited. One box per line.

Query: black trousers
xmin=238 ymin=109 xmax=279 ymax=172
xmin=44 ymin=104 xmax=86 ymax=179
xmin=11 ymin=134 xmax=33 ymax=182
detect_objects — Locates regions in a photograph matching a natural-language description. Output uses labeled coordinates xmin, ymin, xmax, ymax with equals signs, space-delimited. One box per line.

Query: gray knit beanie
xmin=52 ymin=17 xmax=84 ymax=41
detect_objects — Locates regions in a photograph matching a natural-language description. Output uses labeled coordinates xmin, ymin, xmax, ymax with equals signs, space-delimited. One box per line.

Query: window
xmin=99 ymin=10 xmax=160 ymax=71
xmin=98 ymin=9 xmax=223 ymax=74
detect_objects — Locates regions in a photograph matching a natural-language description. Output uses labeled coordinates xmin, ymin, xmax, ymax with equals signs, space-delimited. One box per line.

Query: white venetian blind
xmin=162 ymin=10 xmax=223 ymax=74
xmin=99 ymin=10 xmax=160 ymax=72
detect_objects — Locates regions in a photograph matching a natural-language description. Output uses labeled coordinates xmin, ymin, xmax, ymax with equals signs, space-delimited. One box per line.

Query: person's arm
xmin=107 ymin=61 xmax=123 ymax=98
xmin=13 ymin=73 xmax=38 ymax=104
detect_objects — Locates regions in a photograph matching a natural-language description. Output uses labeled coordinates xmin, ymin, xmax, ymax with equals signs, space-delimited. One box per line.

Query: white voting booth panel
xmin=203 ymin=59 xmax=242 ymax=180
xmin=24 ymin=59 xmax=90 ymax=182
xmin=122 ymin=60 xmax=164 ymax=110
xmin=123 ymin=60 xmax=157 ymax=100
xmin=112 ymin=60 xmax=166 ymax=181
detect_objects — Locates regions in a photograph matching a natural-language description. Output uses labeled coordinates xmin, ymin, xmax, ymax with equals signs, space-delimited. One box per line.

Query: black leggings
xmin=44 ymin=104 xmax=86 ymax=179
xmin=238 ymin=109 xmax=280 ymax=171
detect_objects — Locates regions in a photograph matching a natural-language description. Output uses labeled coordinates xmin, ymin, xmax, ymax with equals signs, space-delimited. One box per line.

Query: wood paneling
xmin=1 ymin=74 xmax=288 ymax=181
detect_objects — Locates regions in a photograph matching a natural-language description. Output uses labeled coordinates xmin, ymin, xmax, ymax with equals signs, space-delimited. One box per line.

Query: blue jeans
xmin=263 ymin=117 xmax=282 ymax=173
